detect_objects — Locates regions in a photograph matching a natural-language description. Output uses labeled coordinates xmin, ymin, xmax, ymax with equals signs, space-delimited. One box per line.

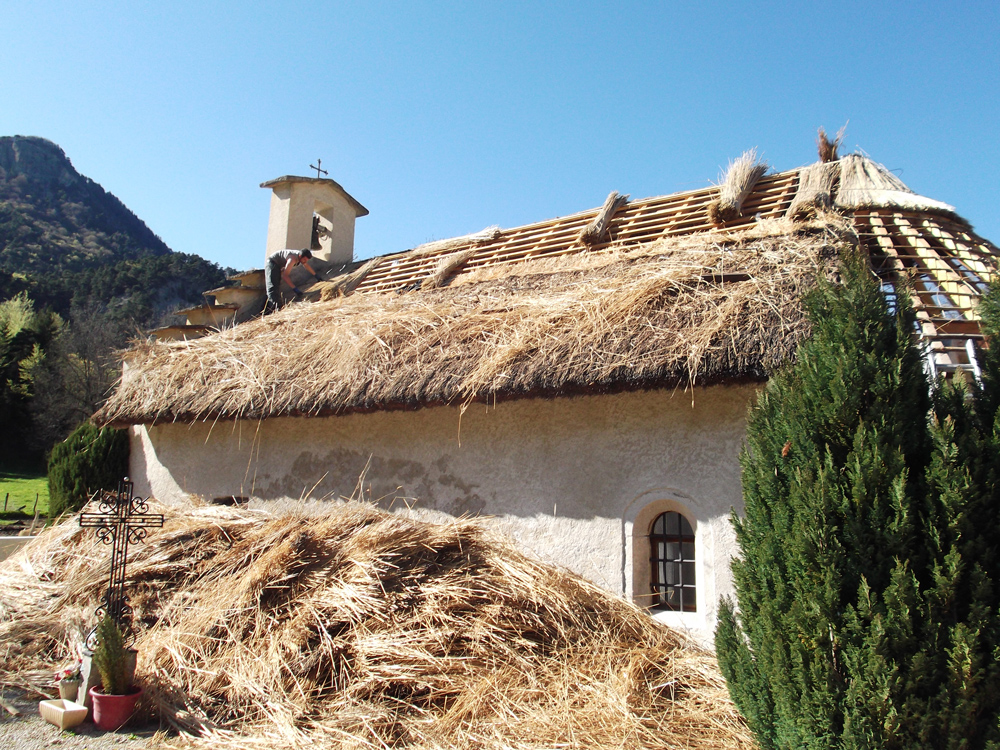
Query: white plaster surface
xmin=129 ymin=385 xmax=757 ymax=645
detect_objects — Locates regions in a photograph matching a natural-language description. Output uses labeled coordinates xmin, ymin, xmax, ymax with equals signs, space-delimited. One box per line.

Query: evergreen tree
xmin=716 ymin=252 xmax=1000 ymax=748
xmin=47 ymin=422 xmax=129 ymax=517
xmin=906 ymin=281 xmax=1000 ymax=749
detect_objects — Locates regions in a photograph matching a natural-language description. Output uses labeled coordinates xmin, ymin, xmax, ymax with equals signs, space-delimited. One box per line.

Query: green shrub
xmin=92 ymin=615 xmax=129 ymax=695
xmin=47 ymin=422 xmax=128 ymax=517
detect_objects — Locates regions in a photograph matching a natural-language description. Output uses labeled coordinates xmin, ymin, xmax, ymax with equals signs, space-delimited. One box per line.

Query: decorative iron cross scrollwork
xmin=80 ymin=478 xmax=164 ymax=648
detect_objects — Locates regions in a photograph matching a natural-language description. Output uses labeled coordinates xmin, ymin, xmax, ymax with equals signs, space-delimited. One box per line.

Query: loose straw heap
xmin=0 ymin=503 xmax=755 ymax=749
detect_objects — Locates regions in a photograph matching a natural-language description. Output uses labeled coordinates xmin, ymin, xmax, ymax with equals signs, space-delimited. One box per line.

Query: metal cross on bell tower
xmin=80 ymin=478 xmax=164 ymax=647
xmin=310 ymin=159 xmax=329 ymax=179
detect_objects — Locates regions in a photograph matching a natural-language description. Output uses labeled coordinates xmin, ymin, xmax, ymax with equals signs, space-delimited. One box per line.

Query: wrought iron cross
xmin=80 ymin=479 xmax=164 ymax=647
xmin=310 ymin=158 xmax=328 ymax=178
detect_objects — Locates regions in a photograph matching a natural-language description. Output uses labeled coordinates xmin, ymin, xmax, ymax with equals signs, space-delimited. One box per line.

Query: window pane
xmin=682 ymin=562 xmax=696 ymax=585
xmin=681 ymin=542 xmax=695 ymax=561
xmin=664 ymin=562 xmax=678 ymax=585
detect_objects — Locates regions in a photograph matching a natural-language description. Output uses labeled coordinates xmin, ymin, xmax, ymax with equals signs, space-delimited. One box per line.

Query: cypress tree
xmin=905 ymin=281 xmax=1000 ymax=749
xmin=717 ymin=251 xmax=1000 ymax=748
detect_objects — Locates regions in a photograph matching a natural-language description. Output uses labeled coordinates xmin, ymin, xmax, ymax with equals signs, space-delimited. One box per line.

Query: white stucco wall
xmin=129 ymin=384 xmax=757 ymax=645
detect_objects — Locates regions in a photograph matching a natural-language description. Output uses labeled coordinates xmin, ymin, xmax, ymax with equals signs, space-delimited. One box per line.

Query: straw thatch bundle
xmin=835 ymin=154 xmax=957 ymax=214
xmin=579 ymin=191 xmax=629 ymax=245
xmin=96 ymin=215 xmax=853 ymax=426
xmin=816 ymin=125 xmax=846 ymax=163
xmin=421 ymin=247 xmax=478 ymax=290
xmin=407 ymin=226 xmax=503 ymax=259
xmin=786 ymin=161 xmax=839 ymax=220
xmin=707 ymin=150 xmax=769 ymax=225
xmin=0 ymin=503 xmax=755 ymax=749
xmin=327 ymin=256 xmax=382 ymax=296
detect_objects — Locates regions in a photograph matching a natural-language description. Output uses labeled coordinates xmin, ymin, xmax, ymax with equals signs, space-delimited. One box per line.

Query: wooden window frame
xmin=649 ymin=511 xmax=696 ymax=612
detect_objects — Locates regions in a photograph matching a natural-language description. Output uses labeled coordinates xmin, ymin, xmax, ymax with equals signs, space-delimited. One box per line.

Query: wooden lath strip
xmin=916 ymin=219 xmax=997 ymax=282
xmin=856 ymin=213 xmax=902 ymax=267
xmin=855 ymin=210 xmax=994 ymax=374
xmin=917 ymin=230 xmax=993 ymax=292
xmin=857 ymin=212 xmax=988 ymax=370
xmin=892 ymin=215 xmax=971 ymax=306
xmin=859 ymin=214 xmax=944 ymax=342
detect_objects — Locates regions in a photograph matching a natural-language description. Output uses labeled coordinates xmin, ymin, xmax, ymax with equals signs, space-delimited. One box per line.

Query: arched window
xmin=649 ymin=511 xmax=696 ymax=612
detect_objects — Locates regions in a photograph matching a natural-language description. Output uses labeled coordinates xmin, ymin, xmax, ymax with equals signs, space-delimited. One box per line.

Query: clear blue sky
xmin=3 ymin=1 xmax=998 ymax=271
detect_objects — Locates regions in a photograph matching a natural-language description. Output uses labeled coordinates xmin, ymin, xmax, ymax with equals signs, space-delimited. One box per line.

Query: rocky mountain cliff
xmin=0 ymin=135 xmax=225 ymax=325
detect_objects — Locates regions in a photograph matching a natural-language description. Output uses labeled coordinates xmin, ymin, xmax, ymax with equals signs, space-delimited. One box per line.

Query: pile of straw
xmin=96 ymin=215 xmax=854 ymax=426
xmin=0 ymin=503 xmax=754 ymax=749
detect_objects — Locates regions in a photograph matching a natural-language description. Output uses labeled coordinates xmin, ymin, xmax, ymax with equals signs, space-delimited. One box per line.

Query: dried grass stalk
xmin=579 ymin=191 xmax=629 ymax=246
xmin=817 ymin=124 xmax=846 ymax=163
xmin=96 ymin=216 xmax=856 ymax=427
xmin=0 ymin=504 xmax=756 ymax=750
xmin=707 ymin=149 xmax=769 ymax=225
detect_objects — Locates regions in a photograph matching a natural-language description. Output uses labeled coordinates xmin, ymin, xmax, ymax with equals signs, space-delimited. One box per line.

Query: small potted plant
xmin=55 ymin=663 xmax=82 ymax=702
xmin=89 ymin=617 xmax=142 ymax=731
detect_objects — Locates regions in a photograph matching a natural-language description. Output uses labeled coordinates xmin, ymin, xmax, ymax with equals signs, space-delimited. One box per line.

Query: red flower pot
xmin=89 ymin=685 xmax=142 ymax=731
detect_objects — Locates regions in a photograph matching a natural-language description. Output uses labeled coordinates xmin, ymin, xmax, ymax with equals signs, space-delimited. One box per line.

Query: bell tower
xmin=260 ymin=175 xmax=368 ymax=266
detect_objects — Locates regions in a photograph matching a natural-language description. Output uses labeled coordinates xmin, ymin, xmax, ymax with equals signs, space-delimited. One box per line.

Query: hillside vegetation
xmin=0 ymin=136 xmax=226 ymax=323
xmin=0 ymin=135 xmax=229 ymax=464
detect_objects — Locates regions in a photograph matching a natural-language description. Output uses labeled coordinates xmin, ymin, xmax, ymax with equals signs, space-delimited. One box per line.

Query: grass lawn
xmin=0 ymin=469 xmax=49 ymax=525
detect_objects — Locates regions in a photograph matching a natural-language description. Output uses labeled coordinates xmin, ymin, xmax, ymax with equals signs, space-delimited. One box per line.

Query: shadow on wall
xmin=257 ymin=448 xmax=488 ymax=517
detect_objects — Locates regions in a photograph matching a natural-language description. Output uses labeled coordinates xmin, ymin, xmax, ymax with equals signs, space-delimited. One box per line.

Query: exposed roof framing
xmin=340 ymin=172 xmax=799 ymax=296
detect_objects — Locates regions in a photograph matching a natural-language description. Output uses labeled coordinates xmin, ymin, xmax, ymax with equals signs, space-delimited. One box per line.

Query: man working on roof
xmin=265 ymin=248 xmax=317 ymax=312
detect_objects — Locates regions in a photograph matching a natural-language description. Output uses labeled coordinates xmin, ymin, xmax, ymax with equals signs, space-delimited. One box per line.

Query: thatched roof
xmin=95 ymin=156 xmax=999 ymax=427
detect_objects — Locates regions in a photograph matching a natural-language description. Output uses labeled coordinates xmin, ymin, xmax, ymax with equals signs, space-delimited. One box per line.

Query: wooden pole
xmin=33 ymin=494 xmax=38 ymax=516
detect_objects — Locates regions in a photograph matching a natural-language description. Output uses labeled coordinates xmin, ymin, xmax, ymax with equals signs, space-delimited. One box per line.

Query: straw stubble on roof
xmin=96 ymin=215 xmax=851 ymax=426
xmin=0 ymin=502 xmax=755 ymax=749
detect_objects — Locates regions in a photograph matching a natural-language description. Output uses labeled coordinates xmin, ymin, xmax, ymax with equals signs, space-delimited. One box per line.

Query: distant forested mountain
xmin=0 ymin=136 xmax=228 ymax=465
xmin=0 ymin=135 xmax=226 ymax=325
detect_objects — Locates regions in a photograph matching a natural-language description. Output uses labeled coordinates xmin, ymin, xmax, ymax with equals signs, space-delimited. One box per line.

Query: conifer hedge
xmin=47 ymin=422 xmax=129 ymax=517
xmin=716 ymin=252 xmax=1000 ymax=749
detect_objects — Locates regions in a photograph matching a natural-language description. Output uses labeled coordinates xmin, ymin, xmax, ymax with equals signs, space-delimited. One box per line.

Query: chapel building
xmin=96 ymin=149 xmax=999 ymax=645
